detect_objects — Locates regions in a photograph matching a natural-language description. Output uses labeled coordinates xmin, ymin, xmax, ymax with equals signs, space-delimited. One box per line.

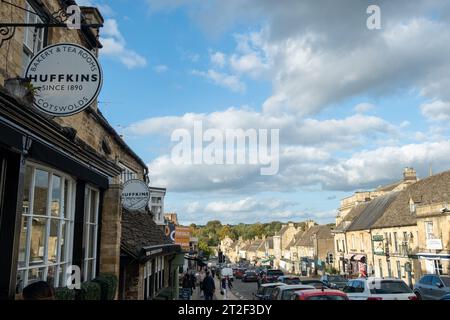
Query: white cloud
xmin=154 ymin=65 xmax=168 ymax=73
xmin=355 ymin=103 xmax=376 ymax=114
xmin=420 ymin=100 xmax=450 ymax=121
xmin=210 ymin=51 xmax=226 ymax=68
xmin=100 ymin=19 xmax=147 ymax=69
xmin=191 ymin=70 xmax=245 ymax=93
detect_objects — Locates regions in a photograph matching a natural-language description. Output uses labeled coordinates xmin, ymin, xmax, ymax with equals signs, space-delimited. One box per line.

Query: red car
xmin=233 ymin=268 xmax=246 ymax=279
xmin=290 ymin=289 xmax=349 ymax=301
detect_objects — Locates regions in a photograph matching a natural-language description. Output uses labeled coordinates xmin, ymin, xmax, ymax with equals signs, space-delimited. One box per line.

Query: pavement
xmin=191 ymin=277 xmax=239 ymax=301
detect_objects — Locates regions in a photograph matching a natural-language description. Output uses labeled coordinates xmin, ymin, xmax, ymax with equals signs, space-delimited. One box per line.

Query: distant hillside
xmin=190 ymin=220 xmax=311 ymax=247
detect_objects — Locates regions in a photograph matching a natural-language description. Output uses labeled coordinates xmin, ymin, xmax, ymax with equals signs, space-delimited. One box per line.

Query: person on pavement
xmin=182 ymin=273 xmax=193 ymax=299
xmin=189 ymin=271 xmax=197 ymax=292
xmin=221 ymin=276 xmax=233 ymax=300
xmin=202 ymin=271 xmax=215 ymax=300
xmin=199 ymin=269 xmax=206 ymax=297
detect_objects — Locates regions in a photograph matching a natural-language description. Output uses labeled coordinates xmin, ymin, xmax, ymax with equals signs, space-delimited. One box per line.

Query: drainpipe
xmin=369 ymin=229 xmax=375 ymax=276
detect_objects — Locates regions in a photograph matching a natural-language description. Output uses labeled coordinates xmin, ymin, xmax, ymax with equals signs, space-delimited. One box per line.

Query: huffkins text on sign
xmin=25 ymin=43 xmax=103 ymax=117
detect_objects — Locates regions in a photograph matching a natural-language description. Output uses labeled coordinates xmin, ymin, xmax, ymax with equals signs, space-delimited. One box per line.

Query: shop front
xmin=0 ymin=87 xmax=122 ymax=299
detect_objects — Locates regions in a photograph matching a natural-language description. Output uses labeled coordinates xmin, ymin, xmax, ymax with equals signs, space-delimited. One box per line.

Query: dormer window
xmin=409 ymin=198 xmax=416 ymax=214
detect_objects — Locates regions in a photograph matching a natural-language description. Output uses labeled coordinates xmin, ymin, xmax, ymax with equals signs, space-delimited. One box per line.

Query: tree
xmin=218 ymin=225 xmax=236 ymax=240
xmin=199 ymin=240 xmax=214 ymax=259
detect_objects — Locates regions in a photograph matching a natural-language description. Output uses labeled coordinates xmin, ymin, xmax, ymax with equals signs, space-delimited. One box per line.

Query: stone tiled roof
xmin=240 ymin=243 xmax=252 ymax=251
xmin=277 ymin=225 xmax=289 ymax=236
xmin=373 ymin=170 xmax=450 ymax=228
xmin=266 ymin=237 xmax=274 ymax=249
xmin=334 ymin=202 xmax=370 ymax=232
xmin=347 ymin=192 xmax=400 ymax=231
xmin=121 ymin=209 xmax=172 ymax=258
xmin=248 ymin=240 xmax=263 ymax=251
xmin=296 ymin=225 xmax=332 ymax=247
xmin=375 ymin=180 xmax=403 ymax=192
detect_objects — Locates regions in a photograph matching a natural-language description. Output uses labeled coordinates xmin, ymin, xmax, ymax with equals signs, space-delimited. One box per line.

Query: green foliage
xmin=192 ymin=220 xmax=288 ymax=247
xmin=77 ymin=281 xmax=101 ymax=300
xmin=199 ymin=240 xmax=214 ymax=258
xmin=55 ymin=287 xmax=76 ymax=300
xmin=93 ymin=274 xmax=118 ymax=300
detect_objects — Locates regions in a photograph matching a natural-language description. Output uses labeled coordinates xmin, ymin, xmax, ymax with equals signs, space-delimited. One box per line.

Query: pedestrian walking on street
xmin=202 ymin=271 xmax=215 ymax=301
xmin=221 ymin=276 xmax=233 ymax=300
xmin=189 ymin=271 xmax=197 ymax=293
xmin=199 ymin=269 xmax=206 ymax=297
xmin=182 ymin=273 xmax=193 ymax=300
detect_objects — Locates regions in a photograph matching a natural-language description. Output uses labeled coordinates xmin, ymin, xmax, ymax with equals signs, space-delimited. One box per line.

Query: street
xmin=230 ymin=279 xmax=259 ymax=300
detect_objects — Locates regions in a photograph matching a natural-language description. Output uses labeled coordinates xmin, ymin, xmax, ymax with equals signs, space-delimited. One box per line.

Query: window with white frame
xmin=22 ymin=1 xmax=45 ymax=74
xmin=17 ymin=163 xmax=76 ymax=292
xmin=118 ymin=163 xmax=137 ymax=184
xmin=83 ymin=186 xmax=100 ymax=281
xmin=425 ymin=221 xmax=434 ymax=240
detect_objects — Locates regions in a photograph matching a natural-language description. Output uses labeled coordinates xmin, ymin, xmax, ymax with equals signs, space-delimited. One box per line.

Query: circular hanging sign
xmin=121 ymin=179 xmax=150 ymax=211
xmin=25 ymin=43 xmax=103 ymax=117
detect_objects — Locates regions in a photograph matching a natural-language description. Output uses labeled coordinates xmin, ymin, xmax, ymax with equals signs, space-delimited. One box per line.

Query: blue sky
xmin=79 ymin=0 xmax=450 ymax=225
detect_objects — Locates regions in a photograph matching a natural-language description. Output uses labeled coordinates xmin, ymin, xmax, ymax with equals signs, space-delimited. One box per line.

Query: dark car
xmin=242 ymin=270 xmax=259 ymax=282
xmin=261 ymin=269 xmax=285 ymax=284
xmin=253 ymin=283 xmax=285 ymax=300
xmin=299 ymin=279 xmax=329 ymax=289
xmin=441 ymin=294 xmax=450 ymax=300
xmin=320 ymin=275 xmax=348 ymax=290
xmin=414 ymin=275 xmax=450 ymax=300
xmin=278 ymin=276 xmax=301 ymax=285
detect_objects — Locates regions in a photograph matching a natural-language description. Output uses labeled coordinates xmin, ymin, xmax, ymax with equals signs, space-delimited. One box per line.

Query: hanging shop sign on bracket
xmin=24 ymin=43 xmax=103 ymax=117
xmin=121 ymin=179 xmax=151 ymax=211
xmin=0 ymin=2 xmax=102 ymax=48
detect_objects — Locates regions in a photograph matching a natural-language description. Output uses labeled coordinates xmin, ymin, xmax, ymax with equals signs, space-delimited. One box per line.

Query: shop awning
xmin=344 ymin=254 xmax=355 ymax=260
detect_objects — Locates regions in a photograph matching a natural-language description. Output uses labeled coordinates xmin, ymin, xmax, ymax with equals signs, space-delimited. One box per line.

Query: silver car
xmin=413 ymin=275 xmax=450 ymax=300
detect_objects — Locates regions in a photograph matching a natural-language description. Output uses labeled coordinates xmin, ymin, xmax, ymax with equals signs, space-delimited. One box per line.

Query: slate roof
xmin=346 ymin=192 xmax=400 ymax=231
xmin=121 ymin=209 xmax=173 ymax=258
xmin=373 ymin=170 xmax=450 ymax=228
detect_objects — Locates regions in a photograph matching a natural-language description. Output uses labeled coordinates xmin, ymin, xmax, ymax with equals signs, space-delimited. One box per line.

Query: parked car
xmin=253 ymin=282 xmax=285 ymax=300
xmin=413 ymin=275 xmax=450 ymax=300
xmin=440 ymin=294 xmax=450 ymax=300
xmin=269 ymin=284 xmax=316 ymax=300
xmin=242 ymin=270 xmax=259 ymax=282
xmin=261 ymin=269 xmax=285 ymax=284
xmin=343 ymin=278 xmax=417 ymax=300
xmin=321 ymin=275 xmax=348 ymax=290
xmin=290 ymin=289 xmax=349 ymax=300
xmin=234 ymin=268 xmax=247 ymax=279
xmin=277 ymin=275 xmax=301 ymax=285
xmin=299 ymin=279 xmax=329 ymax=289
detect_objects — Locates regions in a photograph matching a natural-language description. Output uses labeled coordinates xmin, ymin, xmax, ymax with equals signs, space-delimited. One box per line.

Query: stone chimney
xmin=305 ymin=220 xmax=316 ymax=230
xmin=403 ymin=167 xmax=417 ymax=182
